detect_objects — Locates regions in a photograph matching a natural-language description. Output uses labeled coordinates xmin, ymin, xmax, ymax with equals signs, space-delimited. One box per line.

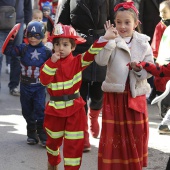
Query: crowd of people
xmin=1 ymin=0 xmax=170 ymax=170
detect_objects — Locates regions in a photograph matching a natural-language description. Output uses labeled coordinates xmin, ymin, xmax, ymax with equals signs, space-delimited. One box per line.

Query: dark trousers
xmin=166 ymin=156 xmax=170 ymax=170
xmin=20 ymin=83 xmax=46 ymax=131
xmin=80 ymin=81 xmax=103 ymax=114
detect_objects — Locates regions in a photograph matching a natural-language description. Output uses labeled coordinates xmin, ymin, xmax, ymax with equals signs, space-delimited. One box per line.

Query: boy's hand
xmin=103 ymin=20 xmax=118 ymax=40
xmin=130 ymin=62 xmax=143 ymax=72
xmin=51 ymin=52 xmax=60 ymax=63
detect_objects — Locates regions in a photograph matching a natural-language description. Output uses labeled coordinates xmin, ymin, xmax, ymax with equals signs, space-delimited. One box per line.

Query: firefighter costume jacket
xmin=40 ymin=41 xmax=107 ymax=117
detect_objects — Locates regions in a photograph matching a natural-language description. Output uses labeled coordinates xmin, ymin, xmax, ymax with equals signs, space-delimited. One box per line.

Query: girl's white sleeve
xmin=95 ymin=36 xmax=116 ymax=66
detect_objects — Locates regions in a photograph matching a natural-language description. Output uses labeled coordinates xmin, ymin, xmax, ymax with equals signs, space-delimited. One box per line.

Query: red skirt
xmin=98 ymin=90 xmax=149 ymax=170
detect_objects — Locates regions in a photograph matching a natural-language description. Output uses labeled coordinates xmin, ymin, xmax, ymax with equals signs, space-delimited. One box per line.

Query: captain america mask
xmin=27 ymin=32 xmax=42 ymax=40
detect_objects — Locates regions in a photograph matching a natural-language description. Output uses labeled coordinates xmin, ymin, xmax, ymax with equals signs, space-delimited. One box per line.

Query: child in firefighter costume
xmin=3 ymin=21 xmax=52 ymax=147
xmin=39 ymin=23 xmax=117 ymax=170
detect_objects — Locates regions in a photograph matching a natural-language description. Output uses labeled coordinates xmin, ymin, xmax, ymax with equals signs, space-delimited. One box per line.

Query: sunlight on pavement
xmin=0 ymin=115 xmax=26 ymax=135
xmin=148 ymin=126 xmax=170 ymax=153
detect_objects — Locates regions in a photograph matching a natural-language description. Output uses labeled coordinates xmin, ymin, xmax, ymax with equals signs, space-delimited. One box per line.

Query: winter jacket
xmin=95 ymin=31 xmax=154 ymax=98
xmin=0 ymin=0 xmax=32 ymax=25
xmin=57 ymin=0 xmax=115 ymax=82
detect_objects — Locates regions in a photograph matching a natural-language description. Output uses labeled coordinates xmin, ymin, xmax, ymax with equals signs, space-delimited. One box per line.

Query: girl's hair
xmin=53 ymin=38 xmax=76 ymax=48
xmin=160 ymin=0 xmax=170 ymax=9
xmin=114 ymin=7 xmax=141 ymax=33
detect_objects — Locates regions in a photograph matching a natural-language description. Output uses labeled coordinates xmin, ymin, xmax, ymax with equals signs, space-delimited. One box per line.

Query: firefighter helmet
xmin=51 ymin=23 xmax=86 ymax=44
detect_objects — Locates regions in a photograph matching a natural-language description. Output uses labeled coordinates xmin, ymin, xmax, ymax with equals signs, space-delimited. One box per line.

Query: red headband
xmin=114 ymin=2 xmax=139 ymax=16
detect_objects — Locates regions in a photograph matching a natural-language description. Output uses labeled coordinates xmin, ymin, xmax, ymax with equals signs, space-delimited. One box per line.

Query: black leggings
xmin=80 ymin=81 xmax=103 ymax=114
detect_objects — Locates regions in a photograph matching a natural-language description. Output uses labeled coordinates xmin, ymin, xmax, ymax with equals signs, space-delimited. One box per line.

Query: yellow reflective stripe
xmin=47 ymin=72 xmax=81 ymax=90
xmin=88 ymin=47 xmax=103 ymax=54
xmin=45 ymin=127 xmax=64 ymax=139
xmin=81 ymin=57 xmax=92 ymax=67
xmin=49 ymin=100 xmax=74 ymax=109
xmin=46 ymin=146 xmax=60 ymax=156
xmin=64 ymin=131 xmax=84 ymax=139
xmin=64 ymin=157 xmax=81 ymax=166
xmin=42 ymin=64 xmax=57 ymax=75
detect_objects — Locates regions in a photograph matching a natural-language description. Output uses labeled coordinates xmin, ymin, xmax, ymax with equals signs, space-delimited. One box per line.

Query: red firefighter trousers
xmin=44 ymin=108 xmax=86 ymax=170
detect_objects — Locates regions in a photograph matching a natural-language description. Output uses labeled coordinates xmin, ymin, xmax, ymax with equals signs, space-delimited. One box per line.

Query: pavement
xmin=0 ymin=59 xmax=170 ymax=170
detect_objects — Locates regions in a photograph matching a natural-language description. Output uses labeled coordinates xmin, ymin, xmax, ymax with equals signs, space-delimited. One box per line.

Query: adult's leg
xmin=0 ymin=31 xmax=9 ymax=89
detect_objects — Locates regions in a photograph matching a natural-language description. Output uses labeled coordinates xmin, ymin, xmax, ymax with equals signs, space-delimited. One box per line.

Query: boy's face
xmin=53 ymin=38 xmax=75 ymax=58
xmin=43 ymin=9 xmax=51 ymax=17
xmin=27 ymin=33 xmax=42 ymax=46
xmin=52 ymin=5 xmax=57 ymax=14
xmin=33 ymin=13 xmax=43 ymax=22
xmin=159 ymin=4 xmax=170 ymax=20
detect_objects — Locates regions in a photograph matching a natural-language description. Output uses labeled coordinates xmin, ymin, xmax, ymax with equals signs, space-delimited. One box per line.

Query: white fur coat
xmin=95 ymin=31 xmax=154 ymax=98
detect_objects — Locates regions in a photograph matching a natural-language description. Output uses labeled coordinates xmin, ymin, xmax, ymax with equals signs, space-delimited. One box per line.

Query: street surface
xmin=0 ymin=59 xmax=169 ymax=170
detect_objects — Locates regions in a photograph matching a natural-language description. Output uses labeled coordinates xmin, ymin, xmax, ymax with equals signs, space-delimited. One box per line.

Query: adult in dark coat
xmin=139 ymin=0 xmax=163 ymax=43
xmin=0 ymin=0 xmax=32 ymax=96
xmin=139 ymin=0 xmax=165 ymax=103
xmin=57 ymin=0 xmax=115 ymax=152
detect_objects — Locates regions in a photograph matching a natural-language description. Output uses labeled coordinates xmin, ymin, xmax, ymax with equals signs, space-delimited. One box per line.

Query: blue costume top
xmin=5 ymin=42 xmax=52 ymax=84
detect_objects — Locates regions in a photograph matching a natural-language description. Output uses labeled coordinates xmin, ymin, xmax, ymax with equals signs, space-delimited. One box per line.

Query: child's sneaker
xmin=158 ymin=125 xmax=170 ymax=134
xmin=27 ymin=130 xmax=39 ymax=145
xmin=38 ymin=131 xmax=47 ymax=147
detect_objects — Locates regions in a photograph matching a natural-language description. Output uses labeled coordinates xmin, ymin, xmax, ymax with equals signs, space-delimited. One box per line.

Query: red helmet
xmin=50 ymin=23 xmax=86 ymax=44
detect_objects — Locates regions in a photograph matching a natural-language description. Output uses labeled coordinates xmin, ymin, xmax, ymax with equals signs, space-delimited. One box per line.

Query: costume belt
xmin=20 ymin=75 xmax=40 ymax=84
xmin=50 ymin=92 xmax=80 ymax=101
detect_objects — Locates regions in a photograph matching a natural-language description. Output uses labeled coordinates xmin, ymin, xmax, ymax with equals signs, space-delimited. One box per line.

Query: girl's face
xmin=53 ymin=38 xmax=75 ymax=58
xmin=114 ymin=10 xmax=138 ymax=38
xmin=159 ymin=4 xmax=170 ymax=20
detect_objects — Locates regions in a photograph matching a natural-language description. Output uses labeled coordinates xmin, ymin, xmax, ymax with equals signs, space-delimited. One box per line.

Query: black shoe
xmin=27 ymin=130 xmax=39 ymax=145
xmin=27 ymin=137 xmax=39 ymax=145
xmin=158 ymin=125 xmax=170 ymax=134
xmin=38 ymin=131 xmax=47 ymax=147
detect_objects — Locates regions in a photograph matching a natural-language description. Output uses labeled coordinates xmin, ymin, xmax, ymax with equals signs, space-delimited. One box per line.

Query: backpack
xmin=0 ymin=0 xmax=19 ymax=30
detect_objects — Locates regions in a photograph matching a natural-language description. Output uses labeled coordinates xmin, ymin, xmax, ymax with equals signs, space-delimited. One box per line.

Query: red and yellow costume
xmin=151 ymin=21 xmax=170 ymax=92
xmin=39 ymin=40 xmax=107 ymax=170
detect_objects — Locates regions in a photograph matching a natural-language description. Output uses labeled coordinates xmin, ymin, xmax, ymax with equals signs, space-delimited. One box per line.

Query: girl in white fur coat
xmin=95 ymin=2 xmax=154 ymax=170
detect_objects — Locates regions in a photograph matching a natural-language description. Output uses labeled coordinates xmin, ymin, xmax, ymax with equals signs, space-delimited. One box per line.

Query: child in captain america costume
xmin=42 ymin=1 xmax=52 ymax=23
xmin=3 ymin=21 xmax=52 ymax=147
xmin=39 ymin=22 xmax=117 ymax=170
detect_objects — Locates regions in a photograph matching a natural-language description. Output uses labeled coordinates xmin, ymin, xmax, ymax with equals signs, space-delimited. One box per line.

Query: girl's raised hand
xmin=103 ymin=20 xmax=118 ymax=40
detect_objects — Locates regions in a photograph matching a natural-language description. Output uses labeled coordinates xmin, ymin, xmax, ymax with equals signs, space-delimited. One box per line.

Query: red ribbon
xmin=114 ymin=1 xmax=139 ymax=16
